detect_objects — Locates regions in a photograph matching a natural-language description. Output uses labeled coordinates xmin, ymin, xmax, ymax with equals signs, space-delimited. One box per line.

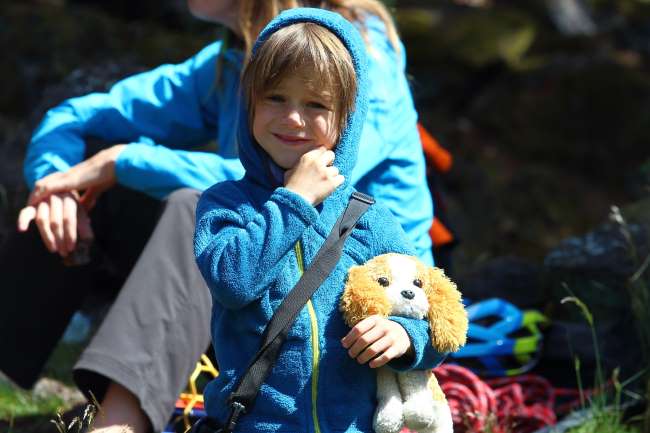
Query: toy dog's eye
xmin=377 ymin=277 xmax=390 ymax=287
xmin=413 ymin=279 xmax=423 ymax=288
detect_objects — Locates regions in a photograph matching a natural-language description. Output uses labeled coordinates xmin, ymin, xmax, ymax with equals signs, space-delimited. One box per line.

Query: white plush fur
xmin=372 ymin=255 xmax=453 ymax=433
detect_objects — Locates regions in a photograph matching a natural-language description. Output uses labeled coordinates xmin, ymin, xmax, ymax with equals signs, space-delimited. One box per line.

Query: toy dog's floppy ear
xmin=425 ymin=266 xmax=468 ymax=353
xmin=340 ymin=263 xmax=392 ymax=327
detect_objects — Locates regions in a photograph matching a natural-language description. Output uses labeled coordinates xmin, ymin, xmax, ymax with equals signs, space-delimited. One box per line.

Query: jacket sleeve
xmin=114 ymin=145 xmax=243 ymax=199
xmin=23 ymin=42 xmax=242 ymax=196
xmin=194 ymin=185 xmax=319 ymax=310
xmin=386 ymin=316 xmax=447 ymax=371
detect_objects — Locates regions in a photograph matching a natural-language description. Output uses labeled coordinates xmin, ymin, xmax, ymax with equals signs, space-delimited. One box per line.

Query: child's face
xmin=253 ymin=73 xmax=339 ymax=169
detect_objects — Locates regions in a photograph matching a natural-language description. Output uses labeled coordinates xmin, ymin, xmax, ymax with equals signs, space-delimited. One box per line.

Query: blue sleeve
xmin=115 ymin=145 xmax=243 ymax=199
xmin=194 ymin=185 xmax=319 ymax=310
xmin=23 ymin=42 xmax=241 ymax=196
xmin=349 ymin=19 xmax=434 ymax=265
xmin=387 ymin=316 xmax=446 ymax=371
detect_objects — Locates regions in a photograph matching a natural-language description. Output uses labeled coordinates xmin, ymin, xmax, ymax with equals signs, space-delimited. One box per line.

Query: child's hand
xmin=341 ymin=315 xmax=414 ymax=368
xmin=284 ymin=147 xmax=344 ymax=206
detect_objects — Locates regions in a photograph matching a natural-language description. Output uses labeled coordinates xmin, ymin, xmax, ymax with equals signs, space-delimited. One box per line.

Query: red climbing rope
xmin=433 ymin=364 xmax=557 ymax=433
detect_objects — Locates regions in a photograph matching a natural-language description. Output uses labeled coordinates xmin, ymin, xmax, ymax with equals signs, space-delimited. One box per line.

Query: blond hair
xmin=242 ymin=22 xmax=356 ymax=141
xmin=237 ymin=0 xmax=399 ymax=60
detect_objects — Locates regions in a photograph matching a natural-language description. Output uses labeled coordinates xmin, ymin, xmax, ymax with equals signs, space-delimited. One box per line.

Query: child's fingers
xmin=347 ymin=325 xmax=385 ymax=359
xmin=354 ymin=335 xmax=392 ymax=365
xmin=325 ymin=165 xmax=339 ymax=177
xmin=369 ymin=346 xmax=402 ymax=369
xmin=341 ymin=316 xmax=378 ymax=348
xmin=320 ymin=149 xmax=335 ymax=166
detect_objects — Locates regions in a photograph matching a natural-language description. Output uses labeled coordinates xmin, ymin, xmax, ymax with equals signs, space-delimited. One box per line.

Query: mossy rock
xmin=396 ymin=7 xmax=537 ymax=69
xmin=543 ymin=220 xmax=649 ymax=319
xmin=589 ymin=0 xmax=650 ymax=21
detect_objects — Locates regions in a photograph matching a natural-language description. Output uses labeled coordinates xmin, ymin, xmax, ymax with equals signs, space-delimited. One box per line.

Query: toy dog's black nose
xmin=401 ymin=290 xmax=415 ymax=300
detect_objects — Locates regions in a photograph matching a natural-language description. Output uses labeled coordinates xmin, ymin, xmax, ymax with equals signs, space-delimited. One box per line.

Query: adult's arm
xmin=24 ymin=41 xmax=244 ymax=198
xmin=350 ymin=17 xmax=434 ymax=264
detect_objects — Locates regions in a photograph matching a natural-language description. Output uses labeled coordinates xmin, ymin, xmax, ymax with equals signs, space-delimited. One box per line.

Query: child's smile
xmin=253 ymin=73 xmax=339 ymax=169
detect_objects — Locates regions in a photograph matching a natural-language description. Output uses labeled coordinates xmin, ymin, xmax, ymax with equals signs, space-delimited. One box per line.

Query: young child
xmin=194 ymin=8 xmax=444 ymax=433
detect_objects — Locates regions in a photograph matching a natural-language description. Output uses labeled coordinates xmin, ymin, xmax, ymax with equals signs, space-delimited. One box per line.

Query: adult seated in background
xmin=0 ymin=1 xmax=433 ymax=432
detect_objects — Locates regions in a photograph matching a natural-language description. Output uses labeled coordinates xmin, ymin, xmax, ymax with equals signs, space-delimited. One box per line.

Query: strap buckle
xmin=223 ymin=401 xmax=246 ymax=433
xmin=351 ymin=191 xmax=375 ymax=205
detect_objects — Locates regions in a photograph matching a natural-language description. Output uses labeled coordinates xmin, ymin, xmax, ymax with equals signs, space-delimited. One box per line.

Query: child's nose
xmin=284 ymin=108 xmax=305 ymax=128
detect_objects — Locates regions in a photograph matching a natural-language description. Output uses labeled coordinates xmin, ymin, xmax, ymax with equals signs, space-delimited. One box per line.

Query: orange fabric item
xmin=418 ymin=123 xmax=452 ymax=173
xmin=430 ymin=217 xmax=454 ymax=247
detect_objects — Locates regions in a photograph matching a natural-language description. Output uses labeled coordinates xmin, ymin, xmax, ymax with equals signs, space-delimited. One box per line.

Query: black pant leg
xmin=0 ymin=185 xmax=160 ymax=389
xmin=0 ymin=225 xmax=94 ymax=388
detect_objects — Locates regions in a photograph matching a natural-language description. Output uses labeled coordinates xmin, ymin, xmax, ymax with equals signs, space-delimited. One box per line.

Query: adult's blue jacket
xmin=194 ymin=9 xmax=443 ymax=433
xmin=24 ymin=9 xmax=433 ymax=264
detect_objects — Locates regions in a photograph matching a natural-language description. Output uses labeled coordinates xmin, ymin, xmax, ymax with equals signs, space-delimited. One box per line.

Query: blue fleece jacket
xmin=194 ymin=9 xmax=443 ymax=433
xmin=24 ymin=11 xmax=433 ymax=264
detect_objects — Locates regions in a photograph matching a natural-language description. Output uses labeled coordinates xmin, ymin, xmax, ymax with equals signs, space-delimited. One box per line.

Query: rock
xmin=542 ymin=220 xmax=648 ymax=379
xmin=91 ymin=426 xmax=134 ymax=433
xmin=534 ymin=317 xmax=641 ymax=387
xmin=33 ymin=378 xmax=86 ymax=407
xmin=544 ymin=222 xmax=648 ymax=280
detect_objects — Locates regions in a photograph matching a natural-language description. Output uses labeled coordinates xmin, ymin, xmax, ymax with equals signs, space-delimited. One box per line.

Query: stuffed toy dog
xmin=340 ymin=253 xmax=468 ymax=433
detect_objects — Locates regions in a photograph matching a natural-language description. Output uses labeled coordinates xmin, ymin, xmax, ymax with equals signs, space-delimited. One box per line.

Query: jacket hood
xmin=237 ymin=8 xmax=369 ymax=191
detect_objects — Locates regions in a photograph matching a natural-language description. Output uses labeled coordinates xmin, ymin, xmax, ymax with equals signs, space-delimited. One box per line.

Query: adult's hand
xmin=17 ymin=191 xmax=93 ymax=256
xmin=29 ymin=144 xmax=126 ymax=210
xmin=16 ymin=144 xmax=125 ymax=255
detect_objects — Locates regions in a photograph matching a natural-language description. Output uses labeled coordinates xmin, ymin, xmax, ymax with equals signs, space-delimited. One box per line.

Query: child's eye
xmin=307 ymin=101 xmax=330 ymax=110
xmin=266 ymin=94 xmax=285 ymax=103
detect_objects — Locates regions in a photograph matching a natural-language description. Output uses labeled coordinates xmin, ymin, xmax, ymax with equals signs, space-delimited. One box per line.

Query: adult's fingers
xmin=48 ymin=194 xmax=65 ymax=253
xmin=17 ymin=206 xmax=37 ymax=232
xmin=79 ymin=184 xmax=109 ymax=212
xmin=62 ymin=194 xmax=78 ymax=253
xmin=36 ymin=201 xmax=56 ymax=252
xmin=77 ymin=206 xmax=95 ymax=241
xmin=30 ymin=172 xmax=67 ymax=204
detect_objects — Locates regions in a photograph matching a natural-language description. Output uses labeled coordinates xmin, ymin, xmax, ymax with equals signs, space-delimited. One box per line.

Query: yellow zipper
xmin=294 ymin=242 xmax=322 ymax=433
